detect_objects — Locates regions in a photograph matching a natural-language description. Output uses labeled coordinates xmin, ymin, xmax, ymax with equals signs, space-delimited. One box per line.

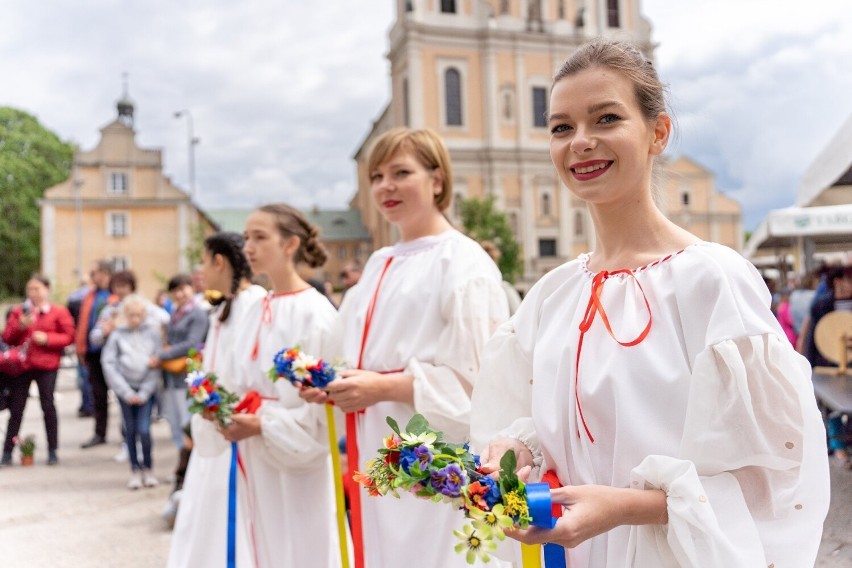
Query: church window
xmin=445 ymin=68 xmax=463 ymax=126
xmin=607 ymin=0 xmax=620 ymax=27
xmin=532 ymin=87 xmax=548 ymax=128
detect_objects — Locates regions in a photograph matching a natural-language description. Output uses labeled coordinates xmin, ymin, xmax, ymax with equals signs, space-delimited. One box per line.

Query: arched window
xmin=445 ymin=68 xmax=463 ymax=126
xmin=541 ymin=192 xmax=551 ymax=216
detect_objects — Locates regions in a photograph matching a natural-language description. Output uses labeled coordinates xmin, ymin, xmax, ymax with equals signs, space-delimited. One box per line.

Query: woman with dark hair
xmin=167 ymin=232 xmax=266 ymax=567
xmin=1 ymin=275 xmax=75 ymax=466
xmin=150 ymin=274 xmax=209 ymax=494
xmin=218 ymin=204 xmax=342 ymax=566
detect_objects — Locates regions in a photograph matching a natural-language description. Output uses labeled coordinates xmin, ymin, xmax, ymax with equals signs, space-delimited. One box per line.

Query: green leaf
xmin=405 ymin=414 xmax=429 ymax=435
xmin=386 ymin=416 xmax=401 ymax=436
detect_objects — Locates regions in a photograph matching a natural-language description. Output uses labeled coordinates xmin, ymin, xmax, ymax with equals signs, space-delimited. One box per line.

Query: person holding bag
xmin=1 ymin=275 xmax=75 ymax=466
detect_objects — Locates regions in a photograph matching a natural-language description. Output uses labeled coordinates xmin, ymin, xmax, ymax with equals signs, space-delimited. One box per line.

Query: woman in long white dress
xmin=470 ymin=40 xmax=830 ymax=567
xmin=167 ymin=231 xmax=266 ymax=568
xmin=302 ymin=128 xmax=509 ymax=568
xmin=221 ymin=204 xmax=342 ymax=567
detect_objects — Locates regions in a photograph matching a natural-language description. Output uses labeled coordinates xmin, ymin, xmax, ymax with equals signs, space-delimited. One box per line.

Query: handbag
xmin=160 ymin=356 xmax=189 ymax=374
xmin=0 ymin=342 xmax=29 ymax=377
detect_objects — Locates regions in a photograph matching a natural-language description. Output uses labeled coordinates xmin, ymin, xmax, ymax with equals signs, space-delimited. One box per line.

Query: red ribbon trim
xmin=346 ymin=255 xmax=394 ymax=568
xmin=250 ymin=288 xmax=313 ymax=361
xmin=575 ymin=269 xmax=652 ymax=443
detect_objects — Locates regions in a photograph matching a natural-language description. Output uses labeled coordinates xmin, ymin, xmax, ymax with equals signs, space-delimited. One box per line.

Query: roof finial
xmin=117 ymin=72 xmax=135 ymax=127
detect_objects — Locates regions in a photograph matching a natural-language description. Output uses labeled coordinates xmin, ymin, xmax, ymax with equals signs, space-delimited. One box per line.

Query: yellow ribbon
xmin=326 ymin=404 xmax=350 ymax=568
xmin=521 ymin=543 xmax=542 ymax=568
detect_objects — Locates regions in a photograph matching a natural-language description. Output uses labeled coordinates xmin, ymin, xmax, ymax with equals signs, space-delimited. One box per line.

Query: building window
xmin=541 ymin=192 xmax=551 ymax=216
xmin=557 ymin=0 xmax=565 ymax=19
xmin=539 ymin=238 xmax=557 ymax=257
xmin=109 ymin=172 xmax=128 ymax=194
xmin=532 ymin=87 xmax=548 ymax=128
xmin=402 ymin=78 xmax=411 ymax=126
xmin=338 ymin=246 xmax=348 ymax=260
xmin=500 ymin=0 xmax=510 ymax=15
xmin=607 ymin=0 xmax=620 ymax=27
xmin=405 ymin=0 xmax=414 ymax=12
xmin=574 ymin=211 xmax=584 ymax=237
xmin=441 ymin=0 xmax=456 ymax=13
xmin=508 ymin=211 xmax=519 ymax=235
xmin=445 ymin=68 xmax=463 ymax=126
xmin=681 ymin=192 xmax=690 ymax=207
xmin=502 ymin=91 xmax=513 ymax=121
xmin=111 ymin=256 xmax=130 ymax=272
xmin=453 ymin=192 xmax=464 ymax=220
xmin=108 ymin=212 xmax=129 ymax=238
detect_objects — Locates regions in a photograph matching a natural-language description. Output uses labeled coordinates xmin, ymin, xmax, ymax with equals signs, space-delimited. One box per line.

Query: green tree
xmin=0 ymin=108 xmax=74 ymax=298
xmin=460 ymin=196 xmax=523 ymax=284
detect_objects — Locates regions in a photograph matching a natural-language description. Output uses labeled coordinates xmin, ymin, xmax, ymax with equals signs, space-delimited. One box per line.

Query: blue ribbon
xmin=526 ymin=482 xmax=567 ymax=568
xmin=227 ymin=442 xmax=238 ymax=568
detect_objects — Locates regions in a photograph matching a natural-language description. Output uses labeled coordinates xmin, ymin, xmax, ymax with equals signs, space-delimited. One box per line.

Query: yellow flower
xmin=453 ymin=523 xmax=497 ymax=564
xmin=503 ymin=491 xmax=530 ymax=521
xmin=399 ymin=431 xmax=437 ymax=448
xmin=468 ymin=504 xmax=514 ymax=540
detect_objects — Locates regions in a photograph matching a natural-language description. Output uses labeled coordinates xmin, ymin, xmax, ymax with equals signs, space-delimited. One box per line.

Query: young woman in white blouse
xmin=302 ymin=128 xmax=509 ymax=568
xmin=470 ymin=40 xmax=830 ymax=568
xmin=219 ymin=205 xmax=343 ymax=567
xmin=167 ymin=232 xmax=266 ymax=567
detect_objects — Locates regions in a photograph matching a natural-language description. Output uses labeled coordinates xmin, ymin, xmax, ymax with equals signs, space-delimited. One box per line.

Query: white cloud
xmin=3 ymin=0 xmax=850 ymax=232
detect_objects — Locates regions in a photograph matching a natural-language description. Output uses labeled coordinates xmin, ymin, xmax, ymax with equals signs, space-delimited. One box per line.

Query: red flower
xmin=353 ymin=470 xmax=380 ymax=497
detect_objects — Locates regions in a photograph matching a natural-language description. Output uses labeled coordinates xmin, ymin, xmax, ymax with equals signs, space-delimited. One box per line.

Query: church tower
xmin=352 ymin=0 xmax=655 ymax=289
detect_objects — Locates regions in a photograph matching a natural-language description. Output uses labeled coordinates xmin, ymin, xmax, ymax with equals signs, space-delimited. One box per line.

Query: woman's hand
xmin=19 ymin=313 xmax=34 ymax=328
xmin=148 ymin=355 xmax=160 ymax=369
xmin=31 ymin=331 xmax=48 ymax=346
xmin=506 ymin=485 xmax=668 ymax=549
xmin=127 ymin=394 xmax=144 ymax=405
xmin=324 ymin=369 xmax=403 ymax=413
xmin=218 ymin=413 xmax=262 ymax=442
xmin=298 ymin=384 xmax=330 ymax=405
xmin=479 ymin=437 xmax=534 ymax=480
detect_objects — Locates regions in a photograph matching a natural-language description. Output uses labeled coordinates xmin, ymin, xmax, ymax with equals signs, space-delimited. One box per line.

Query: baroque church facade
xmin=350 ymin=0 xmax=741 ymax=290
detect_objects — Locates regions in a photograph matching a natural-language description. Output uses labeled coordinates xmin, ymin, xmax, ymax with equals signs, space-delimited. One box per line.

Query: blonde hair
xmin=367 ymin=128 xmax=453 ymax=212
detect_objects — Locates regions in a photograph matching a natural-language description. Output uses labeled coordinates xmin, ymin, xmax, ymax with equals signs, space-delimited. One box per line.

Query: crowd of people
xmin=0 ymin=39 xmax=839 ymax=567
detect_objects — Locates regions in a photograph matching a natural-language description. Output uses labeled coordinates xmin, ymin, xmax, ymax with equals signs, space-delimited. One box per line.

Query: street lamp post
xmin=174 ymin=110 xmax=200 ymax=199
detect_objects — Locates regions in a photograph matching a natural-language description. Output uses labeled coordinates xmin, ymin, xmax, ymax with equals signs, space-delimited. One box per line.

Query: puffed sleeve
xmin=407 ymin=274 xmax=508 ymax=442
xmin=628 ymin=333 xmax=829 ymax=567
xmin=469 ymin=319 xmax=542 ymax=468
xmin=252 ymin=308 xmax=343 ymax=471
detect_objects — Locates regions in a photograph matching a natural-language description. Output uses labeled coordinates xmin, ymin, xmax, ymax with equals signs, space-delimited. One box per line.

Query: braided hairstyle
xmin=203 ymin=232 xmax=253 ymax=323
xmin=258 ymin=204 xmax=328 ymax=268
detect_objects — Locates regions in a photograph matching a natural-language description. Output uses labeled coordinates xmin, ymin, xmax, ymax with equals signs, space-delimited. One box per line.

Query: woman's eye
xmin=370 ymin=173 xmax=381 ymax=183
xmin=550 ymin=124 xmax=572 ymax=135
xmin=395 ymin=170 xmax=410 ymax=177
xmin=599 ymin=113 xmax=621 ymax=124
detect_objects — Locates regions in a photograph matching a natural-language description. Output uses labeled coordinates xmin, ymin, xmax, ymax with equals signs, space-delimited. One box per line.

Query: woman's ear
xmin=212 ymin=253 xmax=226 ymax=271
xmin=431 ymin=168 xmax=444 ymax=197
xmin=282 ymin=234 xmax=302 ymax=258
xmin=650 ymin=113 xmax=671 ymax=156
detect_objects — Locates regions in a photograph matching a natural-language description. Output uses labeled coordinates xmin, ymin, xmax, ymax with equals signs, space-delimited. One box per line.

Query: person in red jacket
xmin=1 ymin=274 xmax=75 ymax=466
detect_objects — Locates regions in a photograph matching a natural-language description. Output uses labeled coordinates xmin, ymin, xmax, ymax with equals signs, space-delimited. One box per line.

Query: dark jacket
xmin=3 ymin=304 xmax=75 ymax=371
xmin=159 ymin=302 xmax=209 ymax=386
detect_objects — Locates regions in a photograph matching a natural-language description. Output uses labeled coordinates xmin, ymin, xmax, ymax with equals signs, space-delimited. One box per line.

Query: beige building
xmin=40 ymin=94 xmax=217 ymax=300
xmin=351 ymin=0 xmax=741 ymax=289
xmin=658 ymin=156 xmax=743 ymax=252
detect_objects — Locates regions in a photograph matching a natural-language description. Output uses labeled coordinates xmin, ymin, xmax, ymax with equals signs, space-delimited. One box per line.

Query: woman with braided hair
xmin=167 ymin=231 xmax=266 ymax=567
xmin=221 ymin=204 xmax=343 ymax=566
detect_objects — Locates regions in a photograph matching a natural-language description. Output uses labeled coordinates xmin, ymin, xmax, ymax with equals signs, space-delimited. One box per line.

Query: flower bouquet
xmin=184 ymin=353 xmax=239 ymax=426
xmin=267 ymin=345 xmax=340 ymax=387
xmin=355 ymin=414 xmax=533 ymax=564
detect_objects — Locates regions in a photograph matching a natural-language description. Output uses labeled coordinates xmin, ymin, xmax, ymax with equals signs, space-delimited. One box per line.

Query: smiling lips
xmin=382 ymin=200 xmax=401 ymax=209
xmin=571 ymin=160 xmax=611 ymax=181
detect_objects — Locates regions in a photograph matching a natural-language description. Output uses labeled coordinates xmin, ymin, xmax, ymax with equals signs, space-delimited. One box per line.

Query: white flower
xmin=185 ymin=370 xmax=206 ymax=387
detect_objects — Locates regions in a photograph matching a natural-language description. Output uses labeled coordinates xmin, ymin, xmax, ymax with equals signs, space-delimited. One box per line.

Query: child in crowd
xmin=101 ymin=294 xmax=162 ymax=489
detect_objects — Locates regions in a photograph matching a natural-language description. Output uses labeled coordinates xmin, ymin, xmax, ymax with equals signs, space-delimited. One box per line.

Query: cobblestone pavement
xmin=1 ymin=369 xmax=850 ymax=567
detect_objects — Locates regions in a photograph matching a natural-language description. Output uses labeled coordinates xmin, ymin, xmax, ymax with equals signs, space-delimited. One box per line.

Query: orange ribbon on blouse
xmin=575 ymin=268 xmax=652 ymax=443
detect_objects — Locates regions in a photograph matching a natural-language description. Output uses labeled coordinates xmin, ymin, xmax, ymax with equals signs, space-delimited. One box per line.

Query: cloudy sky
xmin=2 ymin=0 xmax=850 ymax=231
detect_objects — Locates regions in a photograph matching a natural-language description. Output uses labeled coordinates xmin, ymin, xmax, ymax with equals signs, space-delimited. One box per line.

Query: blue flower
xmin=399 ymin=447 xmax=417 ymax=474
xmin=205 ymin=390 xmax=221 ymax=409
xmin=478 ymin=475 xmax=502 ymax=508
